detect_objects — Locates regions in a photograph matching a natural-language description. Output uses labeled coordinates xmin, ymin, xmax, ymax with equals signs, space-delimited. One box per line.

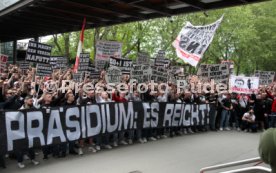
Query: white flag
xmin=172 ymin=16 xmax=223 ymax=67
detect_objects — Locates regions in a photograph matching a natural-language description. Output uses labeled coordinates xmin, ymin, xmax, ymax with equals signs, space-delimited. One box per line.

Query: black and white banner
xmin=172 ymin=16 xmax=223 ymax=67
xmin=151 ymin=66 xmax=168 ymax=82
xmin=87 ymin=62 xmax=100 ymax=80
xmin=197 ymin=64 xmax=229 ymax=83
xmin=154 ymin=50 xmax=170 ymax=67
xmin=50 ymin=56 xmax=68 ymax=69
xmin=254 ymin=71 xmax=275 ymax=85
xmin=229 ymin=75 xmax=259 ymax=94
xmin=105 ymin=66 xmax=122 ymax=83
xmin=26 ymin=41 xmax=52 ymax=64
xmin=0 ymin=102 xmax=209 ymax=153
xmin=36 ymin=63 xmax=53 ymax=77
xmin=18 ymin=61 xmax=30 ymax=71
xmin=77 ymin=53 xmax=90 ymax=73
xmin=109 ymin=56 xmax=133 ymax=74
xmin=137 ymin=52 xmax=150 ymax=64
xmin=131 ymin=65 xmax=152 ymax=83
xmin=95 ymin=40 xmax=122 ymax=60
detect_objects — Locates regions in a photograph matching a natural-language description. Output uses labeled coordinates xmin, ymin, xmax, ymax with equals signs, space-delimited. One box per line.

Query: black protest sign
xmin=137 ymin=52 xmax=150 ymax=64
xmin=254 ymin=71 xmax=275 ymax=85
xmin=197 ymin=64 xmax=229 ymax=83
xmin=221 ymin=60 xmax=234 ymax=75
xmin=26 ymin=41 xmax=52 ymax=64
xmin=17 ymin=61 xmax=30 ymax=71
xmin=105 ymin=66 xmax=122 ymax=83
xmin=168 ymin=66 xmax=184 ymax=83
xmin=87 ymin=61 xmax=100 ymax=80
xmin=0 ymin=102 xmax=210 ymax=153
xmin=77 ymin=53 xmax=90 ymax=73
xmin=50 ymin=56 xmax=68 ymax=69
xmin=131 ymin=65 xmax=152 ymax=83
xmin=154 ymin=50 xmax=171 ymax=67
xmin=95 ymin=59 xmax=108 ymax=70
xmin=36 ymin=63 xmax=53 ymax=77
xmin=151 ymin=66 xmax=168 ymax=82
xmin=109 ymin=56 xmax=133 ymax=74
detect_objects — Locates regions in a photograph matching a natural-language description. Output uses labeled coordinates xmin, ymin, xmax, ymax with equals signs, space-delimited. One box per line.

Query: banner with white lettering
xmin=77 ymin=53 xmax=90 ymax=73
xmin=131 ymin=65 xmax=152 ymax=83
xmin=50 ymin=56 xmax=68 ymax=69
xmin=172 ymin=16 xmax=223 ymax=67
xmin=154 ymin=50 xmax=170 ymax=67
xmin=109 ymin=56 xmax=133 ymax=74
xmin=151 ymin=66 xmax=168 ymax=82
xmin=17 ymin=61 xmax=30 ymax=71
xmin=87 ymin=61 xmax=100 ymax=80
xmin=254 ymin=71 xmax=275 ymax=85
xmin=197 ymin=64 xmax=229 ymax=83
xmin=0 ymin=102 xmax=209 ymax=153
xmin=25 ymin=41 xmax=52 ymax=64
xmin=137 ymin=52 xmax=150 ymax=64
xmin=36 ymin=63 xmax=53 ymax=77
xmin=229 ymin=75 xmax=259 ymax=94
xmin=221 ymin=60 xmax=234 ymax=75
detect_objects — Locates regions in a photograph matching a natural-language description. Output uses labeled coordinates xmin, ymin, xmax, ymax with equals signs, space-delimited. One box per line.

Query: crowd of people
xmin=0 ymin=63 xmax=275 ymax=169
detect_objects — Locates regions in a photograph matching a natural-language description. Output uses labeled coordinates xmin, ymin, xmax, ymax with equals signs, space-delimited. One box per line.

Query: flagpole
xmin=73 ymin=17 xmax=86 ymax=73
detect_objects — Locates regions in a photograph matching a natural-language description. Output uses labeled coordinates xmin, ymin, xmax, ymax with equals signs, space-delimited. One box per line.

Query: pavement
xmin=1 ymin=130 xmax=267 ymax=173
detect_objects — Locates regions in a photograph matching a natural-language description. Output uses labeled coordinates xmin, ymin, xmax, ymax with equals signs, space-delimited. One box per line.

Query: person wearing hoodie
xmin=259 ymin=128 xmax=276 ymax=173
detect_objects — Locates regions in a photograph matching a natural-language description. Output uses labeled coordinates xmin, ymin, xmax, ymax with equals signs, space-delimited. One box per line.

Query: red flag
xmin=73 ymin=17 xmax=86 ymax=73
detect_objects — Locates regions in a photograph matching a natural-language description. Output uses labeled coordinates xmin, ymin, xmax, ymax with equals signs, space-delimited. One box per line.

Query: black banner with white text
xmin=0 ymin=102 xmax=210 ymax=153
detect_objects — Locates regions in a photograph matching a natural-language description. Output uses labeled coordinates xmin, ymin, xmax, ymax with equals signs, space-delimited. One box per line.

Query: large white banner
xmin=229 ymin=75 xmax=259 ymax=94
xmin=95 ymin=40 xmax=122 ymax=60
xmin=95 ymin=40 xmax=122 ymax=70
xmin=172 ymin=16 xmax=223 ymax=67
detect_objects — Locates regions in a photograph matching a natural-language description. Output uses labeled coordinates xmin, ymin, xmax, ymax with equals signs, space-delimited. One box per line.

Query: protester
xmin=242 ymin=109 xmax=257 ymax=132
xmin=219 ymin=93 xmax=233 ymax=131
xmin=0 ymin=62 xmax=274 ymax=170
xmin=17 ymin=96 xmax=40 ymax=168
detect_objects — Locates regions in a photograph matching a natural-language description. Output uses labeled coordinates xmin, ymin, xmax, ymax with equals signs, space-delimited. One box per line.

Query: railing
xmin=200 ymin=157 xmax=271 ymax=173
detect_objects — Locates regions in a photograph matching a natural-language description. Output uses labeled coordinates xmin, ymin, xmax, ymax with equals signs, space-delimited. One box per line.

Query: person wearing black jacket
xmin=263 ymin=93 xmax=272 ymax=129
xmin=59 ymin=92 xmax=78 ymax=157
xmin=40 ymin=91 xmax=65 ymax=160
xmin=141 ymin=88 xmax=158 ymax=141
xmin=78 ymin=90 xmax=98 ymax=153
xmin=17 ymin=96 xmax=40 ymax=168
xmin=254 ymin=94 xmax=266 ymax=131
xmin=206 ymin=92 xmax=218 ymax=131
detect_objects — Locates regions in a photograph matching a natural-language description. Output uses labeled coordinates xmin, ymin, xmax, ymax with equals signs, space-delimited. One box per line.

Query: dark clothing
xmin=0 ymin=96 xmax=23 ymax=110
xmin=221 ymin=98 xmax=232 ymax=109
xmin=79 ymin=96 xmax=96 ymax=105
xmin=254 ymin=99 xmax=266 ymax=121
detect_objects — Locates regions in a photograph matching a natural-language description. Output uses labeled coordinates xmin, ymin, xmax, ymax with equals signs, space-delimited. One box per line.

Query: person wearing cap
xmin=258 ymin=128 xmax=276 ymax=173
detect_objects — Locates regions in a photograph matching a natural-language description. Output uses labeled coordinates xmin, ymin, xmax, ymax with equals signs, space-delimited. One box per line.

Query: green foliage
xmin=46 ymin=0 xmax=276 ymax=75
